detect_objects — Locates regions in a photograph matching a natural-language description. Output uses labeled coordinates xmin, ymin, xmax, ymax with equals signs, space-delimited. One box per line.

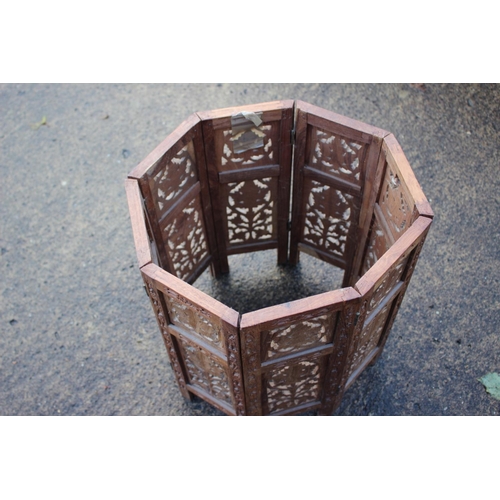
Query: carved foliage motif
xmin=220 ymin=126 xmax=274 ymax=170
xmin=143 ymin=277 xmax=188 ymax=395
xmin=302 ymin=179 xmax=354 ymax=258
xmin=367 ymin=258 xmax=407 ymax=315
xmin=266 ymin=359 xmax=323 ymax=413
xmin=178 ymin=338 xmax=232 ymax=406
xmin=242 ymin=330 xmax=261 ymax=415
xmin=163 ymin=197 xmax=209 ymax=281
xmin=321 ymin=304 xmax=358 ymax=413
xmin=349 ymin=300 xmax=392 ymax=376
xmin=361 ymin=215 xmax=391 ymax=276
xmin=225 ymin=177 xmax=276 ymax=245
xmin=378 ymin=163 xmax=412 ymax=240
xmin=164 ymin=295 xmax=222 ymax=348
xmin=152 ymin=141 xmax=198 ymax=219
xmin=224 ymin=331 xmax=246 ymax=415
xmin=309 ymin=128 xmax=365 ymax=184
xmin=262 ymin=314 xmax=333 ymax=361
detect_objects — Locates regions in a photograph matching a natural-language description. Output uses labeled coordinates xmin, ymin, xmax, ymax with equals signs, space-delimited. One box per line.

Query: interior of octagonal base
xmin=126 ymin=100 xmax=433 ymax=416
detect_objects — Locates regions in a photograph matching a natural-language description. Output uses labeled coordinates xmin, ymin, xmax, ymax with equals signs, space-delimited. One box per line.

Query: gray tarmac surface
xmin=1 ymin=83 xmax=499 ymax=416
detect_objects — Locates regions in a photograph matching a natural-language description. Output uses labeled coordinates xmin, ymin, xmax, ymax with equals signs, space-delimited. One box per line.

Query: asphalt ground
xmin=1 ymin=83 xmax=499 ymax=416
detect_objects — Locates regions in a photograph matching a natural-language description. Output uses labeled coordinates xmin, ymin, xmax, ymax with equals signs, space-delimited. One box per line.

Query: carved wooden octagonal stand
xmin=126 ymin=100 xmax=433 ymax=416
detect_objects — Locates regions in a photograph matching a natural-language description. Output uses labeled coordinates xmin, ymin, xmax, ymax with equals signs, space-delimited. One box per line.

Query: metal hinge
xmin=287 ymin=220 xmax=292 ymax=231
xmin=290 ymin=128 xmax=296 ymax=145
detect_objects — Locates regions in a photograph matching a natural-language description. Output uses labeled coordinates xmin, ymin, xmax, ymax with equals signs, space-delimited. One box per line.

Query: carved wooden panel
xmin=218 ymin=125 xmax=276 ymax=171
xmin=177 ymin=336 xmax=233 ymax=406
xmin=348 ymin=216 xmax=433 ymax=386
xmin=378 ymin=161 xmax=413 ymax=241
xmin=301 ymin=178 xmax=356 ymax=264
xmin=223 ymin=176 xmax=277 ymax=246
xmin=367 ymin=257 xmax=407 ymax=315
xmin=141 ymin=264 xmax=245 ymax=415
xmin=150 ymin=140 xmax=199 ymax=220
xmin=289 ymin=102 xmax=387 ymax=272
xmin=160 ymin=196 xmax=210 ymax=282
xmin=360 ymin=214 xmax=391 ymax=276
xmin=348 ymin=299 xmax=393 ymax=377
xmin=261 ymin=313 xmax=335 ymax=362
xmin=307 ymin=127 xmax=367 ymax=187
xmin=164 ymin=292 xmax=224 ymax=350
xmin=200 ymin=101 xmax=294 ymax=271
xmin=240 ymin=288 xmax=360 ymax=416
xmin=128 ymin=115 xmax=219 ymax=282
xmin=265 ymin=358 xmax=326 ymax=414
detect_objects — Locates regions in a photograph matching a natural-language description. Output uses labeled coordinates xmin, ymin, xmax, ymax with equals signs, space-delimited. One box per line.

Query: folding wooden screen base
xmin=126 ymin=100 xmax=433 ymax=416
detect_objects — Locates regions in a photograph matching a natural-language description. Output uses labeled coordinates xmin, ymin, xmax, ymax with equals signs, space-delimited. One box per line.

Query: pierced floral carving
xmin=302 ymin=179 xmax=354 ymax=258
xmin=378 ymin=163 xmax=411 ymax=240
xmin=152 ymin=141 xmax=198 ymax=219
xmin=361 ymin=215 xmax=391 ymax=275
xmin=349 ymin=300 xmax=392 ymax=376
xmin=262 ymin=314 xmax=333 ymax=361
xmin=178 ymin=339 xmax=232 ymax=406
xmin=225 ymin=177 xmax=276 ymax=245
xmin=220 ymin=126 xmax=274 ymax=170
xmin=143 ymin=277 xmax=188 ymax=395
xmin=165 ymin=296 xmax=222 ymax=348
xmin=367 ymin=258 xmax=407 ymax=315
xmin=225 ymin=331 xmax=246 ymax=415
xmin=163 ymin=197 xmax=209 ymax=281
xmin=242 ymin=330 xmax=261 ymax=415
xmin=266 ymin=360 xmax=323 ymax=413
xmin=309 ymin=128 xmax=365 ymax=184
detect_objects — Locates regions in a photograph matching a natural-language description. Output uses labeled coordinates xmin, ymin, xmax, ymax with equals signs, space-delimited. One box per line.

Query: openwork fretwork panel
xmin=224 ymin=176 xmax=277 ymax=247
xmin=126 ymin=100 xmax=433 ymax=416
xmin=264 ymin=358 xmax=327 ymax=414
xmin=217 ymin=125 xmax=277 ymax=171
xmin=160 ymin=196 xmax=210 ymax=282
xmin=301 ymin=178 xmax=356 ymax=265
xmin=348 ymin=299 xmax=394 ymax=378
xmin=308 ymin=127 xmax=367 ymax=186
xmin=239 ymin=288 xmax=359 ymax=416
xmin=261 ymin=313 xmax=335 ymax=362
xmin=140 ymin=264 xmax=245 ymax=415
xmin=200 ymin=101 xmax=294 ymax=270
xmin=177 ymin=337 xmax=233 ymax=406
xmin=150 ymin=140 xmax=199 ymax=220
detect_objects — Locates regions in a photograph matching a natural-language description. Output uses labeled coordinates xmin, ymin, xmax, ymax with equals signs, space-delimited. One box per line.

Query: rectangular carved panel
xmin=300 ymin=177 xmax=357 ymax=266
xmin=129 ymin=115 xmax=219 ymax=282
xmin=290 ymin=103 xmax=387 ymax=273
xmin=240 ymin=287 xmax=360 ymax=415
xmin=264 ymin=358 xmax=327 ymax=414
xmin=160 ymin=195 xmax=210 ymax=282
xmin=223 ymin=176 xmax=278 ymax=247
xmin=307 ymin=126 xmax=367 ymax=187
xmin=199 ymin=101 xmax=294 ymax=270
xmin=141 ymin=264 xmax=245 ymax=415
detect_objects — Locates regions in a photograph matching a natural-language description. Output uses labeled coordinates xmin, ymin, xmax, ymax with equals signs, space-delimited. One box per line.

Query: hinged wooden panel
xmin=240 ymin=287 xmax=360 ymax=415
xmin=289 ymin=101 xmax=389 ymax=289
xmin=348 ymin=216 xmax=433 ymax=387
xmin=128 ymin=114 xmax=220 ymax=283
xmin=198 ymin=100 xmax=294 ymax=272
xmin=141 ymin=263 xmax=245 ymax=415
